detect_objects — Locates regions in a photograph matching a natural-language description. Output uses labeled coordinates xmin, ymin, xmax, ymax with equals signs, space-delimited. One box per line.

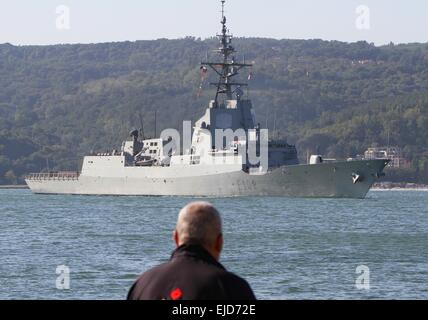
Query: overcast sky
xmin=0 ymin=0 xmax=427 ymax=46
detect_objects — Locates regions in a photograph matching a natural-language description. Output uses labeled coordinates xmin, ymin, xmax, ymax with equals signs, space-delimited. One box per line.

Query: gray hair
xmin=176 ymin=201 xmax=222 ymax=246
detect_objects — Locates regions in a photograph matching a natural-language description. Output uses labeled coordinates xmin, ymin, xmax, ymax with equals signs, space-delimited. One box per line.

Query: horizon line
xmin=2 ymin=36 xmax=428 ymax=48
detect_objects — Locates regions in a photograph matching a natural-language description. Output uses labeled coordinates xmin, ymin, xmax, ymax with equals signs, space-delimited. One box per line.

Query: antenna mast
xmin=154 ymin=110 xmax=157 ymax=138
xmin=201 ymin=0 xmax=252 ymax=106
xmin=138 ymin=111 xmax=145 ymax=140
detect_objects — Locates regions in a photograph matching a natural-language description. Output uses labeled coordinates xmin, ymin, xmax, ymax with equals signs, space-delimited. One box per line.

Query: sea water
xmin=0 ymin=189 xmax=427 ymax=299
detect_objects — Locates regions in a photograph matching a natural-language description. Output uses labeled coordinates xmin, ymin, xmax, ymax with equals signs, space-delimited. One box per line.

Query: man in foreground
xmin=127 ymin=201 xmax=256 ymax=300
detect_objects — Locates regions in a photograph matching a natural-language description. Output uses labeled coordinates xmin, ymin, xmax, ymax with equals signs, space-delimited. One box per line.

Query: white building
xmin=364 ymin=147 xmax=410 ymax=168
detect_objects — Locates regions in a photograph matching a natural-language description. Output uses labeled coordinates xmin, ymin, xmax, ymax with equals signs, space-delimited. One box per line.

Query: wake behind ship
xmin=26 ymin=1 xmax=389 ymax=198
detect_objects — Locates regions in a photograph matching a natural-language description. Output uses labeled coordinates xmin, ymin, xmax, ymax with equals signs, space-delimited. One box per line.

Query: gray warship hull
xmin=26 ymin=159 xmax=388 ymax=198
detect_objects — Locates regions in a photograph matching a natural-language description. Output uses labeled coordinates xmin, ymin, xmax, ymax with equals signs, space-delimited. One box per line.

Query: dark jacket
xmin=127 ymin=244 xmax=256 ymax=300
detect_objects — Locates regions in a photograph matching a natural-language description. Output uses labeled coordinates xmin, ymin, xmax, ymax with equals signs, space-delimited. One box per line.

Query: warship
xmin=26 ymin=0 xmax=389 ymax=198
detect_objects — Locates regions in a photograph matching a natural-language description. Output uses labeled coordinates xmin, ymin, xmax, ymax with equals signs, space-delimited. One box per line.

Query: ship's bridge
xmin=194 ymin=99 xmax=255 ymax=140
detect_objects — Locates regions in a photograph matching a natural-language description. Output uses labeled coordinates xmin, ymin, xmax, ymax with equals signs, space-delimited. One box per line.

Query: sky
xmin=0 ymin=0 xmax=427 ymax=46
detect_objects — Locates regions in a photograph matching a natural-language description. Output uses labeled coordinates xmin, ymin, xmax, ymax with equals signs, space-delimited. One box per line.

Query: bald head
xmin=174 ymin=202 xmax=223 ymax=260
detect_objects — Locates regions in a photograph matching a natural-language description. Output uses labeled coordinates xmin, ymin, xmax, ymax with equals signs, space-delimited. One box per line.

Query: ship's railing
xmin=26 ymin=172 xmax=80 ymax=181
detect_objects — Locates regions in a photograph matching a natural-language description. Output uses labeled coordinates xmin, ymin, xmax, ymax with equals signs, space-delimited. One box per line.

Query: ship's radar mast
xmin=201 ymin=0 xmax=253 ymax=105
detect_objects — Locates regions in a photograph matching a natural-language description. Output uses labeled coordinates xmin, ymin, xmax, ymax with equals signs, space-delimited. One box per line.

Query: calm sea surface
xmin=0 ymin=189 xmax=427 ymax=300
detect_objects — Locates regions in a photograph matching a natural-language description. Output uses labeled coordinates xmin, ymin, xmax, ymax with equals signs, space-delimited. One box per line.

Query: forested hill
xmin=1 ymin=38 xmax=428 ymax=184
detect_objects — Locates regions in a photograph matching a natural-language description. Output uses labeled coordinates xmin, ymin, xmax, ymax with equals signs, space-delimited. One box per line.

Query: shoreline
xmin=0 ymin=185 xmax=29 ymax=189
xmin=371 ymin=188 xmax=428 ymax=191
xmin=371 ymin=182 xmax=428 ymax=191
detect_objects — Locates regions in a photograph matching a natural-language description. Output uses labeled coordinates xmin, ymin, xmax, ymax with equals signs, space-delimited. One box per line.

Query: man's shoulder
xmin=128 ymin=251 xmax=256 ymax=300
xmin=127 ymin=261 xmax=172 ymax=300
xmin=137 ymin=261 xmax=171 ymax=280
xmin=214 ymin=269 xmax=256 ymax=300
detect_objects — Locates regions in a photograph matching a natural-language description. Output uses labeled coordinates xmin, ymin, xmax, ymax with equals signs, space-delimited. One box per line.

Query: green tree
xmin=4 ymin=170 xmax=17 ymax=185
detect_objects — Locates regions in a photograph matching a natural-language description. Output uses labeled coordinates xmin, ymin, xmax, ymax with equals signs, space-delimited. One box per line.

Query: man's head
xmin=173 ymin=202 xmax=223 ymax=261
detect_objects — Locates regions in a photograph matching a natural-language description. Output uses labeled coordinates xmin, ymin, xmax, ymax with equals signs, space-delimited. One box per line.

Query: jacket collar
xmin=171 ymin=244 xmax=226 ymax=270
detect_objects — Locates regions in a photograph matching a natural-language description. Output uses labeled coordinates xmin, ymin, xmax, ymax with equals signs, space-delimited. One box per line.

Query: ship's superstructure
xmin=25 ymin=0 xmax=389 ymax=198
